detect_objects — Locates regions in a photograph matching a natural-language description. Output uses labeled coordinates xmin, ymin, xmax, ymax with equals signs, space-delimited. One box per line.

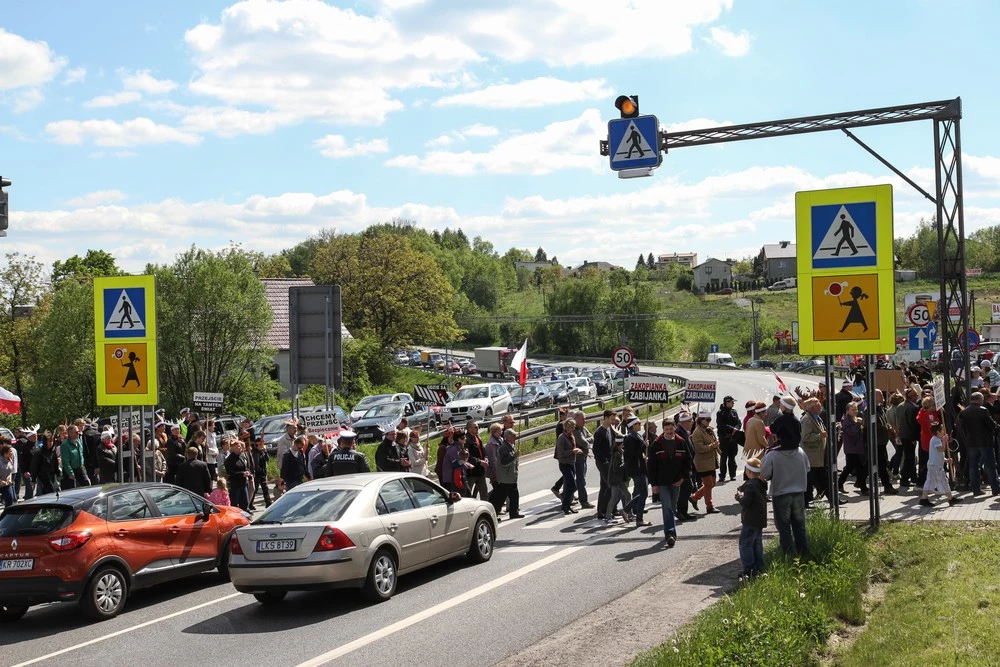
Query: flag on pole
xmin=510 ymin=338 xmax=529 ymax=386
xmin=773 ymin=372 xmax=788 ymax=394
xmin=0 ymin=386 xmax=21 ymax=414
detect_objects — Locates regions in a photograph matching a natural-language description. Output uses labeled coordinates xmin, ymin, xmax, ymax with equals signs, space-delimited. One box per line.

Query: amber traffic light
xmin=615 ymin=95 xmax=639 ymax=119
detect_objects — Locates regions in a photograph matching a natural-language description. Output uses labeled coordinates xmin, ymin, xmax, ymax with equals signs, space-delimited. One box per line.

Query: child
xmin=207 ymin=477 xmax=231 ymax=506
xmin=920 ymin=422 xmax=961 ymax=507
xmin=452 ymin=449 xmax=471 ymax=497
xmin=735 ymin=457 xmax=767 ymax=581
xmin=605 ymin=437 xmax=632 ymax=523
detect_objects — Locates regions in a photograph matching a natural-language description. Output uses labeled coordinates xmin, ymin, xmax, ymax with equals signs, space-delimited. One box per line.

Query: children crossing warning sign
xmin=94 ymin=275 xmax=158 ymax=405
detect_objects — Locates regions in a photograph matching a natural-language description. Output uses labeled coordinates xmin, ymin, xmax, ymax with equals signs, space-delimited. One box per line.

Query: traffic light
xmin=0 ymin=178 xmax=9 ymax=236
xmin=615 ymin=95 xmax=639 ymax=119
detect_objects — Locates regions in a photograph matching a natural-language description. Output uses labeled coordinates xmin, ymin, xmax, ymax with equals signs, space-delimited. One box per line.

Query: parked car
xmin=567 ymin=377 xmax=598 ymax=400
xmin=767 ymin=277 xmax=797 ymax=291
xmin=509 ymin=383 xmax=554 ymax=410
xmin=229 ymin=473 xmax=496 ymax=604
xmin=445 ymin=360 xmax=462 ymax=374
xmin=714 ymin=287 xmax=734 ymax=295
xmin=350 ymin=393 xmax=414 ymax=422
xmin=353 ymin=401 xmax=435 ymax=443
xmin=0 ymin=483 xmax=250 ymax=622
xmin=213 ymin=415 xmax=247 ymax=440
xmin=409 ymin=351 xmax=422 ymax=366
xmin=797 ymin=359 xmax=827 ymax=374
xmin=747 ymin=359 xmax=776 ymax=369
xmin=460 ymin=360 xmax=478 ymax=374
xmin=394 ymin=351 xmax=410 ymax=365
xmin=557 ymin=365 xmax=583 ymax=376
xmin=442 ymin=383 xmax=512 ymax=422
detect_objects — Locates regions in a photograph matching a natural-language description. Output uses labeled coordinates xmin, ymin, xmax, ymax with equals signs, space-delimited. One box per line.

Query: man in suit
xmin=176 ymin=447 xmax=213 ymax=498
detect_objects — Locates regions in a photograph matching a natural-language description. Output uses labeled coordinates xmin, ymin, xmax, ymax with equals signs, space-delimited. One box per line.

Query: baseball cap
xmin=723 ymin=395 xmax=734 ymax=402
xmin=180 ymin=408 xmax=190 ymax=415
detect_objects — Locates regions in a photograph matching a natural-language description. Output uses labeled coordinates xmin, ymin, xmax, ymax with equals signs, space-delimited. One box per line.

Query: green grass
xmin=834 ymin=522 xmax=1000 ymax=666
xmin=632 ymin=512 xmax=870 ymax=667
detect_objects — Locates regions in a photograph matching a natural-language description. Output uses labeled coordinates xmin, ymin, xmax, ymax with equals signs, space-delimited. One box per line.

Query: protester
xmin=0 ymin=445 xmax=15 ymax=507
xmin=407 ymin=431 xmax=429 ymax=477
xmin=97 ymin=431 xmax=119 ymax=483
xmin=688 ymin=411 xmax=721 ymax=514
xmin=761 ymin=420 xmax=810 ymax=557
xmin=716 ymin=396 xmax=742 ymax=482
xmin=916 ymin=395 xmax=942 ymax=487
xmin=280 ymin=436 xmax=309 ymax=491
xmin=606 ymin=433 xmax=632 ymax=523
xmin=744 ymin=402 xmax=769 ymax=461
xmin=556 ymin=418 xmax=582 ymax=515
xmin=675 ymin=412 xmax=698 ymax=520
xmin=59 ymin=425 xmax=90 ymax=488
xmin=176 ymin=447 xmax=213 ymax=498
xmin=623 ymin=416 xmax=651 ymax=526
xmin=920 ymin=422 xmax=961 ymax=507
xmin=251 ymin=438 xmax=272 ymax=509
xmin=572 ymin=411 xmax=594 ymax=509
xmin=839 ymin=402 xmax=869 ymax=495
xmin=799 ymin=398 xmax=828 ymax=503
xmin=225 ymin=440 xmax=252 ymax=510
xmin=592 ymin=410 xmax=614 ymax=520
xmin=735 ymin=457 xmax=767 ymax=581
xmin=491 ymin=428 xmax=523 ymax=520
xmin=464 ymin=419 xmax=489 ymax=501
xmin=30 ymin=434 xmax=60 ymax=496
xmin=648 ymin=419 xmax=690 ymax=548
xmin=959 ymin=392 xmax=1000 ymax=496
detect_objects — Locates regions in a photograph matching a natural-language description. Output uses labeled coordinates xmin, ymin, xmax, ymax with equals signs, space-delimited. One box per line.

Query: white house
xmin=692 ymin=258 xmax=734 ymax=293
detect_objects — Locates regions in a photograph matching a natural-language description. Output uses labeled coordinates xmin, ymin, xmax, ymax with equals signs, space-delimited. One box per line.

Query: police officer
xmin=320 ymin=431 xmax=371 ymax=477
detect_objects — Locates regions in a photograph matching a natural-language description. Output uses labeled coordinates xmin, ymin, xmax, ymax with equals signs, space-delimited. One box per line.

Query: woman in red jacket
xmin=915 ymin=395 xmax=941 ymax=487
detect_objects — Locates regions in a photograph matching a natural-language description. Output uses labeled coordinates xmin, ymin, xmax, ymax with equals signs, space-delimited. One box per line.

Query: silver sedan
xmin=229 ymin=473 xmax=497 ymax=604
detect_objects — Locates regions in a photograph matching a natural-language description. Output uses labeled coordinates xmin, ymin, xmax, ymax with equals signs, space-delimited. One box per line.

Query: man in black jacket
xmin=280 ymin=436 xmax=309 ymax=491
xmin=320 ymin=431 xmax=370 ymax=477
xmin=13 ymin=429 xmax=34 ymax=501
xmin=375 ymin=431 xmax=408 ymax=472
xmin=623 ymin=416 xmax=650 ymax=527
xmin=960 ymin=391 xmax=1000 ymax=496
xmin=865 ymin=390 xmax=898 ymax=496
xmin=80 ymin=420 xmax=102 ymax=482
xmin=835 ymin=381 xmax=855 ymax=422
xmin=30 ymin=434 xmax=60 ymax=496
xmin=648 ymin=420 xmax=691 ymax=548
xmin=176 ymin=447 xmax=213 ymax=498
xmin=164 ymin=425 xmax=187 ymax=484
xmin=592 ymin=410 xmax=614 ymax=520
xmin=675 ymin=412 xmax=698 ymax=520
xmin=464 ymin=419 xmax=489 ymax=501
xmin=716 ymin=396 xmax=742 ymax=483
xmin=897 ymin=388 xmax=921 ymax=490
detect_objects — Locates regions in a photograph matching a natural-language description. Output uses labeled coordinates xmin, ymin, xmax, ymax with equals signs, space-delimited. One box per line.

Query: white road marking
xmin=523 ymin=511 xmax=593 ymax=530
xmin=295 ymin=546 xmax=586 ymax=667
xmin=499 ymin=545 xmax=555 ymax=554
xmin=12 ymin=592 xmax=243 ymax=667
xmin=518 ymin=489 xmax=556 ymax=503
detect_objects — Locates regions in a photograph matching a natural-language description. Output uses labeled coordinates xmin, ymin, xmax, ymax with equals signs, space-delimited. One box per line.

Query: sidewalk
xmin=836 ymin=487 xmax=1000 ymax=521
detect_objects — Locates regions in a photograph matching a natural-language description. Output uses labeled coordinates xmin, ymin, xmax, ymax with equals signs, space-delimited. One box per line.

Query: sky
xmin=2 ymin=0 xmax=1000 ymax=273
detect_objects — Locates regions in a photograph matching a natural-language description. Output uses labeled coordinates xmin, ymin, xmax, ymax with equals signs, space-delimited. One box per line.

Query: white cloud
xmin=460 ymin=123 xmax=499 ymax=138
xmin=966 ymin=154 xmax=1000 ymax=183
xmin=705 ymin=27 xmax=752 ymax=57
xmin=12 ymin=89 xmax=44 ymax=113
xmin=388 ymin=109 xmax=604 ymax=175
xmin=65 ymin=189 xmax=128 ymax=207
xmin=83 ymin=91 xmax=143 ymax=108
xmin=423 ymin=124 xmax=499 ymax=148
xmin=665 ymin=118 xmax=733 ymax=133
xmin=425 ymin=134 xmax=454 ymax=148
xmin=88 ymin=150 xmax=139 ymax=159
xmin=435 ymin=77 xmax=611 ymax=108
xmin=176 ymin=106 xmax=297 ymax=137
xmin=63 ymin=66 xmax=87 ymax=84
xmin=313 ymin=135 xmax=390 ymax=158
xmin=120 ymin=69 xmax=178 ymax=94
xmin=45 ymin=117 xmax=201 ymax=147
xmin=0 ymin=28 xmax=66 ymax=90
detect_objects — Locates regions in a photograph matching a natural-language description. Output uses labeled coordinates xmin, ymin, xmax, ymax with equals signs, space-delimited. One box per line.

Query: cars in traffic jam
xmin=509 ymin=383 xmax=554 ymax=410
xmin=352 ymin=401 xmax=436 ymax=442
xmin=441 ymin=383 xmax=513 ymax=421
xmin=349 ymin=393 xmax=414 ymax=422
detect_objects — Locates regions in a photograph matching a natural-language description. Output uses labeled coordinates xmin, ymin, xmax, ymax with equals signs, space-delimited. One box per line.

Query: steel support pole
xmin=824 ymin=356 xmax=840 ymax=519
xmin=325 ymin=295 xmax=332 ymax=411
xmin=140 ymin=407 xmax=146 ymax=482
xmin=117 ymin=407 xmax=124 ymax=483
xmin=866 ymin=358 xmax=880 ymax=530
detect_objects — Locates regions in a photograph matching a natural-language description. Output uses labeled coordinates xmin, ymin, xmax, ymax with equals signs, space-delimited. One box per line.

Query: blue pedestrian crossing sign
xmin=810 ymin=201 xmax=878 ymax=269
xmin=608 ymin=115 xmax=661 ymax=171
xmin=103 ymin=287 xmax=147 ymax=338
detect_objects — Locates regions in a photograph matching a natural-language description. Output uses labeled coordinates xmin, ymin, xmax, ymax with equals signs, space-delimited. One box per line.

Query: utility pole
xmin=0 ymin=177 xmax=11 ymax=238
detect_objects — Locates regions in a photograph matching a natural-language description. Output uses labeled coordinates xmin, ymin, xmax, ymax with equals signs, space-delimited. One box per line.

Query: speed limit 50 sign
xmin=612 ymin=346 xmax=634 ymax=369
xmin=907 ymin=303 xmax=930 ymax=327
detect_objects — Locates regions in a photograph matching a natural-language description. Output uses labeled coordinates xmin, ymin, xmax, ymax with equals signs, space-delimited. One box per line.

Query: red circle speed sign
xmin=612 ymin=346 xmax=634 ymax=369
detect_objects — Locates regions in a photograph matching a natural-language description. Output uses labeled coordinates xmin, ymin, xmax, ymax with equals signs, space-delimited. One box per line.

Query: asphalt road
xmin=4 ymin=366 xmax=823 ymax=667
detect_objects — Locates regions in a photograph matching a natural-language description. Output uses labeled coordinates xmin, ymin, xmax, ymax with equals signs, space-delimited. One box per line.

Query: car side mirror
xmin=201 ymin=502 xmax=213 ymax=520
xmin=448 ymin=492 xmax=461 ymax=504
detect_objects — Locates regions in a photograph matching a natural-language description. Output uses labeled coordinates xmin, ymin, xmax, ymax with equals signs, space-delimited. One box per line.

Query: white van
xmin=767 ymin=277 xmax=797 ymax=291
xmin=707 ymin=352 xmax=737 ymax=367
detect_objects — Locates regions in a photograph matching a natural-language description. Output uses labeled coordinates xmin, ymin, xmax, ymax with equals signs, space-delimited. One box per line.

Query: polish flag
xmin=510 ymin=339 xmax=529 ymax=387
xmin=773 ymin=373 xmax=788 ymax=394
xmin=0 ymin=387 xmax=21 ymax=415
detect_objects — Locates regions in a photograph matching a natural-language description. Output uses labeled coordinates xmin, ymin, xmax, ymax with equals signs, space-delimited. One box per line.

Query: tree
xmin=534 ymin=247 xmax=548 ymax=262
xmin=636 ymin=253 xmax=646 ymax=270
xmin=51 ymin=249 xmax=122 ymax=284
xmin=646 ymin=252 xmax=655 ymax=270
xmin=310 ymin=232 xmax=460 ymax=349
xmin=0 ymin=252 xmax=46 ymax=424
xmin=675 ymin=270 xmax=693 ymax=291
xmin=150 ymin=247 xmax=282 ymax=415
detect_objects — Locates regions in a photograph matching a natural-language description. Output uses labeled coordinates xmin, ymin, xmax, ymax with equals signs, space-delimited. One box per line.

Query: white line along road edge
xmin=12 ymin=593 xmax=243 ymax=667
xmin=295 ymin=546 xmax=586 ymax=667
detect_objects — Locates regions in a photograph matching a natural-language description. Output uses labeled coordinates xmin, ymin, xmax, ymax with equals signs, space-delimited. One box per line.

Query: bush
xmin=633 ymin=512 xmax=869 ymax=667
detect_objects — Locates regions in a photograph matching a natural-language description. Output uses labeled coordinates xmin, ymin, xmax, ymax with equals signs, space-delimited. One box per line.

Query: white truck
xmin=474 ymin=346 xmax=515 ymax=379
xmin=767 ymin=277 xmax=797 ymax=291
xmin=707 ymin=352 xmax=737 ymax=367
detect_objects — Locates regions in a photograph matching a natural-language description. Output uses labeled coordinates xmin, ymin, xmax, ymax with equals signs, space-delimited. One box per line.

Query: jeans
xmin=253 ymin=473 xmax=272 ymax=507
xmin=772 ymin=493 xmax=808 ymax=556
xmin=596 ymin=460 xmax=611 ymax=517
xmin=625 ymin=471 xmax=648 ymax=522
xmin=1 ymin=485 xmax=15 ymax=507
xmin=659 ymin=484 xmax=680 ymax=537
xmin=36 ymin=476 xmax=56 ymax=496
xmin=575 ymin=458 xmax=588 ymax=505
xmin=61 ymin=468 xmax=91 ymax=489
xmin=967 ymin=446 xmax=1000 ymax=494
xmin=231 ymin=483 xmax=250 ymax=510
xmin=739 ymin=525 xmax=765 ymax=575
xmin=559 ymin=463 xmax=577 ymax=512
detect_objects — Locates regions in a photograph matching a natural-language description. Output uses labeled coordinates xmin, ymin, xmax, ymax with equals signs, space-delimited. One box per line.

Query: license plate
xmin=0 ymin=559 xmax=34 ymax=572
xmin=357 ymin=433 xmax=374 ymax=441
xmin=256 ymin=539 xmax=296 ymax=553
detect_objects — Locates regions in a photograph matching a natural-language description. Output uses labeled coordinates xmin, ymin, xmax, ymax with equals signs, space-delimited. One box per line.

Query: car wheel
xmin=467 ymin=517 xmax=495 ymax=563
xmin=217 ymin=541 xmax=232 ymax=582
xmin=253 ymin=591 xmax=287 ymax=605
xmin=81 ymin=566 xmax=128 ymax=621
xmin=484 ymin=408 xmax=493 ymax=418
xmin=362 ymin=548 xmax=397 ymax=603
xmin=0 ymin=604 xmax=29 ymax=622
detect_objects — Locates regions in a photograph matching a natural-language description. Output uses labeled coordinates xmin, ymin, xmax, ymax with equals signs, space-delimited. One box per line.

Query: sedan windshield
xmin=545 ymin=381 xmax=567 ymax=392
xmin=511 ymin=386 xmax=539 ymax=399
xmin=356 ymin=394 xmax=392 ymax=410
xmin=362 ymin=403 xmax=403 ymax=419
xmin=455 ymin=386 xmax=489 ymax=401
xmin=255 ymin=488 xmax=358 ymax=524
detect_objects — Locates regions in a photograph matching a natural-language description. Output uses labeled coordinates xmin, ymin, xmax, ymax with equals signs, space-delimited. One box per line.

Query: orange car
xmin=0 ymin=483 xmax=250 ymax=622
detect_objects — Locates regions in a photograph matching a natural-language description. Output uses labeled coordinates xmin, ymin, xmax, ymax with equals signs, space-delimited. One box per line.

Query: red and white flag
xmin=773 ymin=373 xmax=788 ymax=394
xmin=0 ymin=387 xmax=21 ymax=414
xmin=510 ymin=338 xmax=529 ymax=387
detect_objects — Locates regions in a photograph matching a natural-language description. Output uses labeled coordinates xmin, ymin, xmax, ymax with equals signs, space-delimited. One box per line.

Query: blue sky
xmin=2 ymin=0 xmax=1000 ymax=272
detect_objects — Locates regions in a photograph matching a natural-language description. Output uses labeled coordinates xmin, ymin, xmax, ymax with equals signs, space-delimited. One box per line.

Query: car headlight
xmin=240 ymin=510 xmax=253 ymax=521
